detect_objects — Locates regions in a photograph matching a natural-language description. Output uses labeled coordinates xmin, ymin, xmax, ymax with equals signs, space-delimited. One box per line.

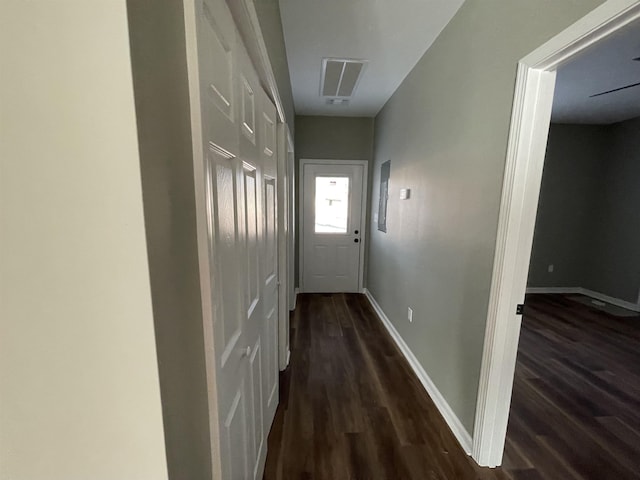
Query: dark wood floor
xmin=264 ymin=293 xmax=640 ymax=479
xmin=503 ymin=294 xmax=640 ymax=480
xmin=264 ymin=293 xmax=508 ymax=479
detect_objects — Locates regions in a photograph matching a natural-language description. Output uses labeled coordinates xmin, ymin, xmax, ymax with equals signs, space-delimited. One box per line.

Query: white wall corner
xmin=363 ymin=289 xmax=473 ymax=455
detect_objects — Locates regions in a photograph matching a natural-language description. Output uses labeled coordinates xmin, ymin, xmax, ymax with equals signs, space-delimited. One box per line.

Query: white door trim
xmin=226 ymin=0 xmax=289 ymax=127
xmin=473 ymin=0 xmax=640 ymax=468
xmin=298 ymin=159 xmax=369 ymax=293
xmin=182 ymin=0 xmax=223 ymax=477
xmin=287 ymin=133 xmax=296 ymax=312
xmin=276 ymin=122 xmax=291 ymax=370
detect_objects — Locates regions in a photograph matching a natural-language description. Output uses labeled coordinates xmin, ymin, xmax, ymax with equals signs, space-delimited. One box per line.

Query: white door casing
xmin=287 ymin=139 xmax=296 ymax=310
xmin=300 ymin=160 xmax=367 ymax=293
xmin=276 ymin=123 xmax=291 ymax=370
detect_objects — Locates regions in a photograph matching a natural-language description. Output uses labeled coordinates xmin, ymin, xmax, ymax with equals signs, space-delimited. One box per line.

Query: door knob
xmin=354 ymin=230 xmax=359 ymax=234
xmin=354 ymin=238 xmax=359 ymax=243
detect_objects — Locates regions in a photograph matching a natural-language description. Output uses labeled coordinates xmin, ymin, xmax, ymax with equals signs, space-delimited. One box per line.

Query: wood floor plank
xmin=264 ymin=293 xmax=503 ymax=479
xmin=503 ymin=293 xmax=640 ymax=480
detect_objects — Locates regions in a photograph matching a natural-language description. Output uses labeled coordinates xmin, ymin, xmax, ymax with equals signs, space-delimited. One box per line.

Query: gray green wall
xmin=294 ymin=115 xmax=375 ymax=286
xmin=527 ymin=124 xmax=607 ymax=288
xmin=295 ymin=115 xmax=375 ymax=161
xmin=367 ymin=0 xmax=605 ymax=433
xmin=529 ymin=118 xmax=640 ymax=305
xmin=127 ymin=2 xmax=213 ymax=478
xmin=589 ymin=117 xmax=640 ymax=303
xmin=254 ymin=0 xmax=296 ymax=133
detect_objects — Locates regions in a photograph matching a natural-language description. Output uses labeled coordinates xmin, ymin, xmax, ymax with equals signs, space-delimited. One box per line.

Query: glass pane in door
xmin=315 ymin=176 xmax=349 ymax=233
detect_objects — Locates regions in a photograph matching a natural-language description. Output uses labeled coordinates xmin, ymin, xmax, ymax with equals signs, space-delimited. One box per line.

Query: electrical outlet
xmin=408 ymin=307 xmax=413 ymax=323
xmin=548 ymin=264 xmax=554 ymax=273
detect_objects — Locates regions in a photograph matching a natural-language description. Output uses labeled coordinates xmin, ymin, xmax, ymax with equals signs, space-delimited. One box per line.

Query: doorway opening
xmin=473 ymin=0 xmax=640 ymax=468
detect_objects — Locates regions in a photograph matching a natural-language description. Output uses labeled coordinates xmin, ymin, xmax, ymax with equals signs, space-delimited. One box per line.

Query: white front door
xmin=194 ymin=0 xmax=278 ymax=478
xmin=302 ymin=162 xmax=365 ymax=293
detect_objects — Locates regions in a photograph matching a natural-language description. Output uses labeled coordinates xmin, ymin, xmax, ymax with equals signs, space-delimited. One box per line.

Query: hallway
xmin=263 ymin=293 xmax=508 ymax=479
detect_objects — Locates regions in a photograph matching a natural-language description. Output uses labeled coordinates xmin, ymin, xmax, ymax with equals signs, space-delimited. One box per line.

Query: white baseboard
xmin=525 ymin=287 xmax=581 ymax=295
xmin=580 ymin=288 xmax=640 ymax=313
xmin=363 ymin=289 xmax=473 ymax=455
xmin=526 ymin=286 xmax=640 ymax=313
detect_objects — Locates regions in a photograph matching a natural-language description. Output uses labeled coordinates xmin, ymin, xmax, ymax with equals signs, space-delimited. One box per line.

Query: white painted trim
xmin=287 ymin=128 xmax=294 ymax=152
xmin=577 ymin=288 xmax=640 ymax=312
xmin=474 ymin=0 xmax=640 ymax=468
xmin=287 ymin=131 xmax=296 ymax=312
xmin=183 ymin=0 xmax=223 ymax=477
xmin=521 ymin=0 xmax=640 ymax=69
xmin=298 ymin=162 xmax=303 ymax=291
xmin=243 ymin=0 xmax=287 ymax=123
xmin=473 ymin=63 xmax=556 ymax=469
xmin=525 ymin=287 xmax=582 ymax=294
xmin=277 ymin=122 xmax=290 ymax=371
xmin=298 ymin=159 xmax=369 ymax=294
xmin=526 ymin=287 xmax=640 ymax=313
xmin=363 ymin=289 xmax=473 ymax=455
xmin=227 ymin=0 xmax=289 ymax=126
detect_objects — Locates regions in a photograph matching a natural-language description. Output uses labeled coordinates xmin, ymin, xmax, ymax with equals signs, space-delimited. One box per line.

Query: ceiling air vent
xmin=326 ymin=98 xmax=349 ymax=106
xmin=320 ymin=58 xmax=367 ymax=99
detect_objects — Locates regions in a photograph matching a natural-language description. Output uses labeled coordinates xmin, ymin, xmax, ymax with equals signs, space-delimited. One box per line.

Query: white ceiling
xmin=552 ymin=19 xmax=640 ymax=125
xmin=279 ymin=0 xmax=465 ymax=117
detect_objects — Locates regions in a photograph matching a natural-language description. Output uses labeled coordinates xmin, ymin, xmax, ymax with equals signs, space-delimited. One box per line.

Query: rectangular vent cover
xmin=321 ymin=58 xmax=367 ymax=98
xmin=326 ymin=98 xmax=349 ymax=106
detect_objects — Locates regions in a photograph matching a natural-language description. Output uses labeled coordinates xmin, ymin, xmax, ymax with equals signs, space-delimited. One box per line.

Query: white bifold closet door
xmin=194 ymin=0 xmax=279 ymax=478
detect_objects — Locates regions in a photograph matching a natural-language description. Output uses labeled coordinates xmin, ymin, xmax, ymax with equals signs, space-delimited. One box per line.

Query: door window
xmin=314 ymin=176 xmax=349 ymax=233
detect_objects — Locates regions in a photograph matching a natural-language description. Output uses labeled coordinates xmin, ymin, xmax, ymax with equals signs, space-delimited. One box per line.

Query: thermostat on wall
xmin=400 ymin=188 xmax=411 ymax=200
